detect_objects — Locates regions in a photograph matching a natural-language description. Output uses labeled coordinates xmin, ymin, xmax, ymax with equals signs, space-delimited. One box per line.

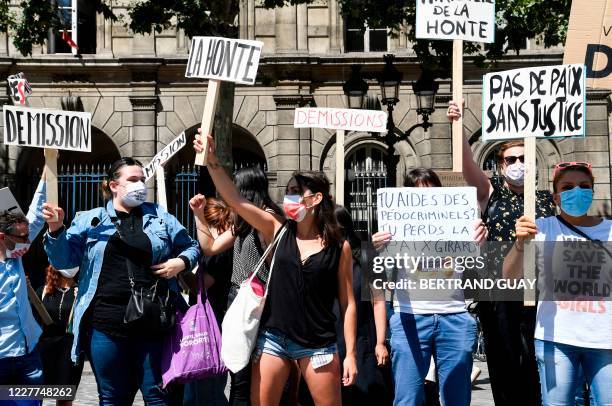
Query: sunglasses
xmin=7 ymin=233 xmax=29 ymax=243
xmin=553 ymin=162 xmax=592 ymax=179
xmin=503 ymin=155 xmax=525 ymax=165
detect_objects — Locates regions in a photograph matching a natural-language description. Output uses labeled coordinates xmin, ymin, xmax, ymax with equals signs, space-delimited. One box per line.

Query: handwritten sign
xmin=0 ymin=187 xmax=24 ymax=215
xmin=3 ymin=105 xmax=92 ymax=152
xmin=377 ymin=187 xmax=478 ymax=241
xmin=185 ymin=37 xmax=263 ymax=85
xmin=563 ymin=0 xmax=612 ymax=89
xmin=416 ymin=0 xmax=496 ymax=43
xmin=143 ymin=131 xmax=187 ymax=181
xmin=7 ymin=73 xmax=32 ymax=106
xmin=293 ymin=107 xmax=388 ymax=133
xmin=482 ymin=64 xmax=586 ymax=141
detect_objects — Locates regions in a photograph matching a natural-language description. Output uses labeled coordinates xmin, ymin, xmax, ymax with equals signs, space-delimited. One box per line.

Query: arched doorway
xmin=165 ymin=124 xmax=267 ymax=236
xmin=15 ymin=127 xmax=120 ymax=288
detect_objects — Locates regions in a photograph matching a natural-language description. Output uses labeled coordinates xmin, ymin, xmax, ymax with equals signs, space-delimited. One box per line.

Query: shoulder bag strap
xmin=555 ymin=215 xmax=612 ymax=260
xmin=245 ymin=223 xmax=288 ymax=289
xmin=108 ymin=213 xmax=138 ymax=289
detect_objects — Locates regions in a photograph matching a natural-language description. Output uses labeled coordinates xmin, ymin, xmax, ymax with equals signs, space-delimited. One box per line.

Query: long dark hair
xmin=232 ymin=166 xmax=282 ymax=238
xmin=288 ymin=171 xmax=342 ymax=247
xmin=403 ymin=167 xmax=442 ymax=187
xmin=335 ymin=205 xmax=360 ymax=259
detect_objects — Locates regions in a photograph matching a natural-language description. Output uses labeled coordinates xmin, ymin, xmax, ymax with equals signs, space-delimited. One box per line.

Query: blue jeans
xmin=86 ymin=328 xmax=169 ymax=406
xmin=0 ymin=348 xmax=44 ymax=385
xmin=389 ymin=312 xmax=476 ymax=406
xmin=254 ymin=329 xmax=338 ymax=361
xmin=535 ymin=339 xmax=612 ymax=406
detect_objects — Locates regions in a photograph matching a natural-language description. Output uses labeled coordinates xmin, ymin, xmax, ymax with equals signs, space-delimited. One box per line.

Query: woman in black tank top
xmin=195 ymin=134 xmax=358 ymax=406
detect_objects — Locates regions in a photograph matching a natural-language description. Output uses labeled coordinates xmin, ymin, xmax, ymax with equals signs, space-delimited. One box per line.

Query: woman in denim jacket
xmin=42 ymin=157 xmax=199 ymax=406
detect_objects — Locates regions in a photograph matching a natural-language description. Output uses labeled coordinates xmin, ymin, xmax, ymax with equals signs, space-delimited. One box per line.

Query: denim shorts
xmin=253 ymin=329 xmax=337 ymax=365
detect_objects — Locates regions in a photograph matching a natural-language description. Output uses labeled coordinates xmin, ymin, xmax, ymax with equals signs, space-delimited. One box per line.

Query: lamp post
xmin=343 ymin=65 xmax=369 ymax=109
xmin=377 ymin=54 xmax=438 ymax=186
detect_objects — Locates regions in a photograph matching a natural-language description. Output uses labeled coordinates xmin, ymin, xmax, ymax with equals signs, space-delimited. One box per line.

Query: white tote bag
xmin=220 ymin=224 xmax=288 ymax=372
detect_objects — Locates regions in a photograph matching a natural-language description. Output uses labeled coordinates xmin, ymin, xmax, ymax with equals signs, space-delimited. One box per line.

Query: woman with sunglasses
xmin=194 ymin=133 xmax=358 ymax=406
xmin=503 ymin=162 xmax=612 ymax=406
xmin=41 ymin=157 xmax=200 ymax=405
xmin=446 ymin=101 xmax=556 ymax=406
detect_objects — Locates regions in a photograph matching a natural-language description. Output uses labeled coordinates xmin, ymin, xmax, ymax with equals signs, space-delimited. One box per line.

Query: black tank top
xmin=261 ymin=220 xmax=342 ymax=348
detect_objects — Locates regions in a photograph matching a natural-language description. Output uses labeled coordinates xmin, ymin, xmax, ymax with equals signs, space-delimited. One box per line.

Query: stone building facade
xmin=1 ymin=0 xmax=611 ymax=237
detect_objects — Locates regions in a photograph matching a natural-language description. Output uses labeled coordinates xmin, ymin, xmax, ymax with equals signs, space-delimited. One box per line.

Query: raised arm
xmin=447 ymin=101 xmax=493 ymax=211
xmin=189 ymin=194 xmax=235 ymax=256
xmin=194 ymin=133 xmax=282 ymax=241
xmin=502 ymin=216 xmax=538 ymax=279
xmin=26 ymin=170 xmax=47 ymax=241
xmin=42 ymin=204 xmax=86 ymax=270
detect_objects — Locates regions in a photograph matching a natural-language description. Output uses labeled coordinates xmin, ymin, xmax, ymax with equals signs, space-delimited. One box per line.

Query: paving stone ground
xmin=45 ymin=360 xmax=493 ymax=405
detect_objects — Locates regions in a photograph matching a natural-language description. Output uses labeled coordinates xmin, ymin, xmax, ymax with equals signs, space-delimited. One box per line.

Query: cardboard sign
xmin=563 ymin=0 xmax=612 ymax=89
xmin=416 ymin=0 xmax=496 ymax=43
xmin=185 ymin=37 xmax=263 ymax=85
xmin=3 ymin=105 xmax=92 ymax=152
xmin=0 ymin=187 xmax=24 ymax=215
xmin=143 ymin=131 xmax=187 ymax=181
xmin=294 ymin=107 xmax=388 ymax=133
xmin=377 ymin=187 xmax=479 ymax=241
xmin=482 ymin=64 xmax=586 ymax=141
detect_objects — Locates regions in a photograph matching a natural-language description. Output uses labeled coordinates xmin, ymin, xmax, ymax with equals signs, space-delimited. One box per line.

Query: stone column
xmin=96 ymin=12 xmax=113 ymax=56
xmin=275 ymin=5 xmax=297 ymax=53
xmin=129 ymin=96 xmax=158 ymax=200
xmin=328 ymin=0 xmax=342 ymax=53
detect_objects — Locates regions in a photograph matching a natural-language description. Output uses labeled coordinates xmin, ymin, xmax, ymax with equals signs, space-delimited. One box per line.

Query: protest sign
xmin=482 ymin=64 xmax=586 ymax=141
xmin=415 ymin=0 xmax=496 ymax=43
xmin=563 ymin=0 xmax=612 ymax=89
xmin=293 ymin=107 xmax=388 ymax=133
xmin=376 ymin=187 xmax=479 ymax=241
xmin=7 ymin=73 xmax=33 ymax=106
xmin=143 ymin=131 xmax=186 ymax=181
xmin=185 ymin=37 xmax=263 ymax=166
xmin=3 ymin=105 xmax=92 ymax=152
xmin=294 ymin=107 xmax=388 ymax=204
xmin=0 ymin=187 xmax=24 ymax=215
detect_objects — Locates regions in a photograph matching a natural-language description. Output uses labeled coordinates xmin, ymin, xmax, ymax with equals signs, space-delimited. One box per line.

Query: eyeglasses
xmin=553 ymin=162 xmax=592 ymax=179
xmin=7 ymin=233 xmax=29 ymax=243
xmin=503 ymin=155 xmax=525 ymax=165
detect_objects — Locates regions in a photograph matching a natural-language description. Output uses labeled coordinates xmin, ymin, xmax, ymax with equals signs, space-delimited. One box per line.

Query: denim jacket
xmin=0 ymin=180 xmax=46 ymax=359
xmin=43 ymin=200 xmax=200 ymax=362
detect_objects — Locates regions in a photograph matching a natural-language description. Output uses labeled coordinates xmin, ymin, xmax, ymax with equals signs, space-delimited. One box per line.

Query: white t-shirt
xmin=534 ymin=216 xmax=612 ymax=349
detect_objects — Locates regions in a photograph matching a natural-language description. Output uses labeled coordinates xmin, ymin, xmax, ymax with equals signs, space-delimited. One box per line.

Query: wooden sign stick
xmin=452 ymin=39 xmax=464 ymax=172
xmin=523 ymin=136 xmax=537 ymax=306
xmin=195 ymin=79 xmax=221 ymax=167
xmin=27 ymin=281 xmax=53 ymax=325
xmin=335 ymin=130 xmax=345 ymax=206
xmin=44 ymin=148 xmax=59 ymax=222
xmin=156 ymin=166 xmax=167 ymax=210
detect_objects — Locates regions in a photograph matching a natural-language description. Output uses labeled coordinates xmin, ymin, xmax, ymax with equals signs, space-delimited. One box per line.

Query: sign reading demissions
xmin=377 ymin=187 xmax=479 ymax=241
xmin=293 ymin=107 xmax=388 ymax=133
xmin=482 ymin=64 xmax=586 ymax=140
xmin=416 ymin=0 xmax=496 ymax=43
xmin=3 ymin=105 xmax=92 ymax=152
xmin=185 ymin=37 xmax=263 ymax=85
xmin=143 ymin=132 xmax=187 ymax=181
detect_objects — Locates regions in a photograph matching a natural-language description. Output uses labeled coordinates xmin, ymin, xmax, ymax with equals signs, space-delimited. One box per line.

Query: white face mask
xmin=120 ymin=181 xmax=147 ymax=208
xmin=6 ymin=242 xmax=31 ymax=259
xmin=504 ymin=162 xmax=525 ymax=187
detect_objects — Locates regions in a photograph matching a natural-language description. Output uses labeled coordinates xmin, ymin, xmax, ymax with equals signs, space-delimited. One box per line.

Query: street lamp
xmin=377 ymin=54 xmax=438 ymax=186
xmin=343 ymin=65 xmax=369 ymax=109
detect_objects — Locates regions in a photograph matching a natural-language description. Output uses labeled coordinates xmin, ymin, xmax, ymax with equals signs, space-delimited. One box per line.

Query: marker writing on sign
xmin=4 ymin=109 xmax=90 ymax=150
xmin=186 ymin=38 xmax=261 ymax=84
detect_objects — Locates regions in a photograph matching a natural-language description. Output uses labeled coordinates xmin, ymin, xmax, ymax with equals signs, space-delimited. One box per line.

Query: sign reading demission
xmin=185 ymin=37 xmax=264 ymax=85
xmin=3 ymin=105 xmax=92 ymax=152
xmin=416 ymin=0 xmax=496 ymax=43
xmin=482 ymin=64 xmax=586 ymax=140
xmin=143 ymin=132 xmax=187 ymax=181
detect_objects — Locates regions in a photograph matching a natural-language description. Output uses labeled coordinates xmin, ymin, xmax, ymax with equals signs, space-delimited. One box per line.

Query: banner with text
xmin=294 ymin=107 xmax=388 ymax=133
xmin=0 ymin=187 xmax=24 ymax=215
xmin=7 ymin=72 xmax=32 ymax=105
xmin=143 ymin=131 xmax=187 ymax=180
xmin=416 ymin=0 xmax=496 ymax=43
xmin=3 ymin=105 xmax=92 ymax=152
xmin=377 ymin=187 xmax=479 ymax=241
xmin=482 ymin=64 xmax=586 ymax=141
xmin=185 ymin=37 xmax=263 ymax=85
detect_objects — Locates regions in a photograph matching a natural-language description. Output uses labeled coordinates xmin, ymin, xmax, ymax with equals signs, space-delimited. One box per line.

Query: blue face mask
xmin=560 ymin=186 xmax=593 ymax=217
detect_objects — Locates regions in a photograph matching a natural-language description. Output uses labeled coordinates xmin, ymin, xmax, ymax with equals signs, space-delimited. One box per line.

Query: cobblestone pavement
xmin=45 ymin=360 xmax=493 ymax=405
